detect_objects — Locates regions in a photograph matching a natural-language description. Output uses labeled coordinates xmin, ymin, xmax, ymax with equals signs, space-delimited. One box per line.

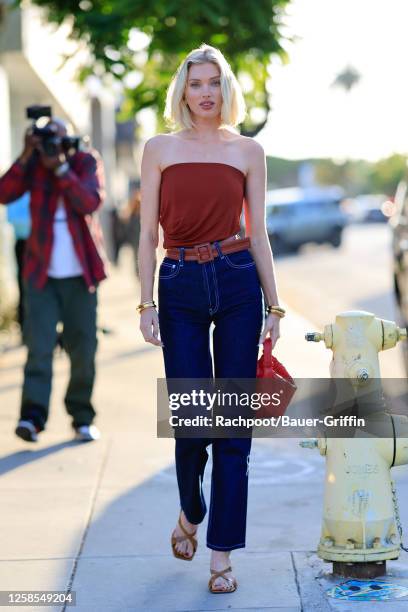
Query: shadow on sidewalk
xmin=0 ymin=441 xmax=82 ymax=477
xmin=60 ymin=443 xmax=329 ymax=610
xmin=96 ymin=344 xmax=156 ymax=367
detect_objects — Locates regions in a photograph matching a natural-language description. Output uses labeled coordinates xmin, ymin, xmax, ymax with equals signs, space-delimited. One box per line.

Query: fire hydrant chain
xmin=391 ymin=480 xmax=408 ymax=553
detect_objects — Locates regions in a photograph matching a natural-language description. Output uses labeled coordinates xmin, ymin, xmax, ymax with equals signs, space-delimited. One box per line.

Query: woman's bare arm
xmin=138 ymin=136 xmax=163 ymax=346
xmin=243 ymin=139 xmax=281 ymax=346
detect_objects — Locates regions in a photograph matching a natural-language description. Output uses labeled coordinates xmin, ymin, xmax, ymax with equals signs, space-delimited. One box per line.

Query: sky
xmin=256 ymin=0 xmax=408 ymax=161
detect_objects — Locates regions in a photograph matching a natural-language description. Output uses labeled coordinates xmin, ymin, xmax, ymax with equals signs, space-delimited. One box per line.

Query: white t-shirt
xmin=48 ymin=199 xmax=84 ymax=278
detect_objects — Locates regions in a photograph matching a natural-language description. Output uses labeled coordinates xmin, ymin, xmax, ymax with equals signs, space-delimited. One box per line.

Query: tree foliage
xmin=314 ymin=158 xmax=371 ymax=196
xmin=14 ymin=0 xmax=292 ymax=134
xmin=266 ymin=154 xmax=408 ymax=196
xmin=368 ymin=154 xmax=407 ymax=196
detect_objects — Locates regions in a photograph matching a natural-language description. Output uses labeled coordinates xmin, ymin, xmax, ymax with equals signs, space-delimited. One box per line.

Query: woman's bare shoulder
xmin=143 ymin=132 xmax=186 ymax=159
xmin=227 ymin=133 xmax=265 ymax=173
xmin=236 ymin=133 xmax=264 ymax=153
xmin=239 ymin=136 xmax=265 ymax=171
xmin=143 ymin=134 xmax=181 ymax=171
xmin=144 ymin=133 xmax=178 ymax=149
xmin=223 ymin=130 xmax=264 ymax=153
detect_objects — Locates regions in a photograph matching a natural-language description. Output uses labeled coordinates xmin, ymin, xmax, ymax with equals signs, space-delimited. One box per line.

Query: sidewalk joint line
xmin=290 ymin=551 xmax=304 ymax=612
xmin=62 ymin=437 xmax=113 ymax=612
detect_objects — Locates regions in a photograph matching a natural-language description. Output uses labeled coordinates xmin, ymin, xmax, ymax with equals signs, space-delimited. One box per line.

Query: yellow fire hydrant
xmin=302 ymin=310 xmax=408 ymax=577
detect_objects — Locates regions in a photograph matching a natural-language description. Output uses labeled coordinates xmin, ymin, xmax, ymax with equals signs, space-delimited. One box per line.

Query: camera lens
xmin=43 ymin=136 xmax=61 ymax=157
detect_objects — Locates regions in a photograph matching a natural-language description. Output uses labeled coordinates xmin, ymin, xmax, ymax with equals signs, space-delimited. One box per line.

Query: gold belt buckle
xmin=194 ymin=242 xmax=215 ymax=263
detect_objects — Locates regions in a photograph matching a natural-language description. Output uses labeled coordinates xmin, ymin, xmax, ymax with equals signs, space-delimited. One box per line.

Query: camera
xmin=26 ymin=105 xmax=80 ymax=157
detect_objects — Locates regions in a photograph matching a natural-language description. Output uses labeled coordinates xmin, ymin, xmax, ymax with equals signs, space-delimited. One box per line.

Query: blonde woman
xmin=138 ymin=44 xmax=282 ymax=593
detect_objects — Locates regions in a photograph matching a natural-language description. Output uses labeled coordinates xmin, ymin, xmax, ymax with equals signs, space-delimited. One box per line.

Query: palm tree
xmin=331 ymin=65 xmax=361 ymax=92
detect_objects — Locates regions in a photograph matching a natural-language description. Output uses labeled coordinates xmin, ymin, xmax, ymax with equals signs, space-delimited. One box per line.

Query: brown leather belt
xmin=166 ymin=235 xmax=251 ymax=263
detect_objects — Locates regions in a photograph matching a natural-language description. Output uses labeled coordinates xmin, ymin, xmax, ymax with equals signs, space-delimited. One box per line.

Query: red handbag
xmin=255 ymin=338 xmax=297 ymax=418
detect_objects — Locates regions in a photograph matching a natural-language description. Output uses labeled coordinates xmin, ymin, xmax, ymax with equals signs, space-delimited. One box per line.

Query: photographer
xmin=0 ymin=112 xmax=106 ymax=443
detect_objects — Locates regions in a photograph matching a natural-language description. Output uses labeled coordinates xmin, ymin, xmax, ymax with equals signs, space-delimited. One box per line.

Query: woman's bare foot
xmin=210 ymin=551 xmax=236 ymax=592
xmin=172 ymin=510 xmax=198 ymax=558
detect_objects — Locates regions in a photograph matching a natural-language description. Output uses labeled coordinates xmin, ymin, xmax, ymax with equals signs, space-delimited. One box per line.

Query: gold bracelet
xmin=266 ymin=304 xmax=285 ymax=317
xmin=267 ymin=310 xmax=285 ymax=319
xmin=268 ymin=310 xmax=285 ymax=318
xmin=137 ymin=303 xmax=156 ymax=314
xmin=266 ymin=304 xmax=285 ymax=312
xmin=137 ymin=300 xmax=157 ymax=314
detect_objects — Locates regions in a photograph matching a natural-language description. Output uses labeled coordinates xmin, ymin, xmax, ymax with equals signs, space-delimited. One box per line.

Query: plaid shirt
xmin=0 ymin=150 xmax=107 ymax=291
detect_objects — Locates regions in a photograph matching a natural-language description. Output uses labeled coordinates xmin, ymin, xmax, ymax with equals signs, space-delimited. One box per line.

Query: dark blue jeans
xmin=158 ymin=241 xmax=263 ymax=550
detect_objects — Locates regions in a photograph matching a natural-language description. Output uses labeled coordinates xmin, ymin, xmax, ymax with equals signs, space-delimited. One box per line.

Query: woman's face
xmin=184 ymin=62 xmax=222 ymax=121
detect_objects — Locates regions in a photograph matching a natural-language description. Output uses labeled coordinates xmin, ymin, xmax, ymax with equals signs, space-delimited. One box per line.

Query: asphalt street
xmin=275 ymin=222 xmax=406 ymax=377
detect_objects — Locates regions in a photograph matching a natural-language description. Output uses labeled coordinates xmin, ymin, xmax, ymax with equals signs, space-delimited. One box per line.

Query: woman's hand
xmin=259 ymin=314 xmax=281 ymax=349
xmin=139 ymin=307 xmax=163 ymax=347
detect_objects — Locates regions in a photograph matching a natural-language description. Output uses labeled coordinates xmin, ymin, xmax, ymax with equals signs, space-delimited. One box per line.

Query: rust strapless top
xmin=159 ymin=162 xmax=246 ymax=248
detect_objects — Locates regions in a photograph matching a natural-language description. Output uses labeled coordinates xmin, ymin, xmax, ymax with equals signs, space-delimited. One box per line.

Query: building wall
xmin=0 ymin=3 xmax=121 ymax=322
xmin=0 ymin=64 xmax=18 ymax=321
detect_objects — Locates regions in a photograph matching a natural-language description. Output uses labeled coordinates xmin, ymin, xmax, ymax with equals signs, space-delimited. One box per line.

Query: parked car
xmin=343 ymin=194 xmax=389 ymax=223
xmin=390 ymin=180 xmax=408 ymax=374
xmin=265 ymin=186 xmax=348 ymax=253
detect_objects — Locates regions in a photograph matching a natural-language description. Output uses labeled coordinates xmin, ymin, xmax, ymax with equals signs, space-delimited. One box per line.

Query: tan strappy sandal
xmin=171 ymin=512 xmax=198 ymax=561
xmin=208 ymin=566 xmax=238 ymax=594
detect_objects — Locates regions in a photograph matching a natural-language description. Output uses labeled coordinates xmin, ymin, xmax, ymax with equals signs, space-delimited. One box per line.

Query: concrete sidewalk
xmin=0 ymin=252 xmax=407 ymax=611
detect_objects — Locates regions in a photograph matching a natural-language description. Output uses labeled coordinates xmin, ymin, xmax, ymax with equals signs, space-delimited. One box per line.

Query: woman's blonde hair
xmin=164 ymin=44 xmax=246 ymax=130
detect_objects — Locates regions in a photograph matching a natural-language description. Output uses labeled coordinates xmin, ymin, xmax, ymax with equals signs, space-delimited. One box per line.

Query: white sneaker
xmin=74 ymin=425 xmax=101 ymax=442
